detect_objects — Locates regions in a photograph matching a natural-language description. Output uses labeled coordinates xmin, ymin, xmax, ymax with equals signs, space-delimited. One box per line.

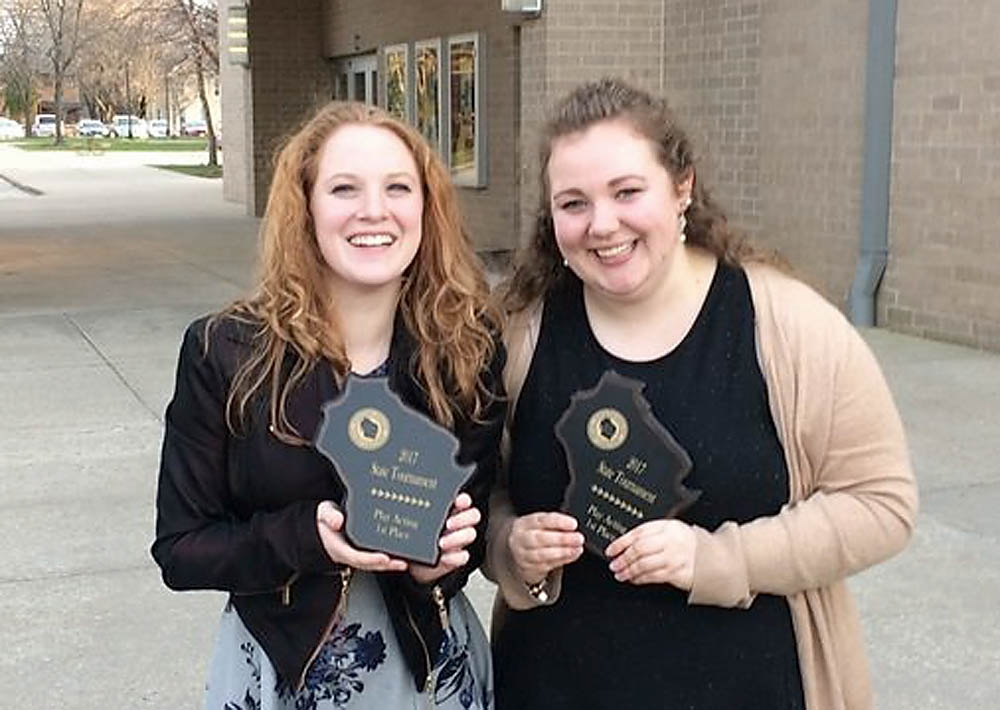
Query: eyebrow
xmin=319 ymin=171 xmax=419 ymax=186
xmin=551 ymin=174 xmax=647 ymax=200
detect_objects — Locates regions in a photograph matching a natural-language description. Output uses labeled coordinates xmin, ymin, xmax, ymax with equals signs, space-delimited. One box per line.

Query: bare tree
xmin=0 ymin=0 xmax=41 ymax=133
xmin=173 ymin=0 xmax=218 ymax=165
xmin=38 ymin=0 xmax=84 ymax=143
xmin=72 ymin=0 xmax=146 ymax=121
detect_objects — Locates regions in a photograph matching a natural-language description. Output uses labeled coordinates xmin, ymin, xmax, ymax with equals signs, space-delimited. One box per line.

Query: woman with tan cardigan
xmin=484 ymin=78 xmax=917 ymax=710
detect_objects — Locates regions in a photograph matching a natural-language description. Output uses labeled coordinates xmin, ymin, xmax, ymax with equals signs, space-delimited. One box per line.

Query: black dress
xmin=493 ymin=263 xmax=805 ymax=710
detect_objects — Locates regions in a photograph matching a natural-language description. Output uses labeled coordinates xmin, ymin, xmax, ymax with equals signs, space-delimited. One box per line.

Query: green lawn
xmin=13 ymin=136 xmax=210 ymax=152
xmin=151 ymin=164 xmax=223 ymax=179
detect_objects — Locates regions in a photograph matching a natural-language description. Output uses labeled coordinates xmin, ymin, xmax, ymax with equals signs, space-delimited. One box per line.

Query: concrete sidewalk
xmin=1 ymin=143 xmax=997 ymax=709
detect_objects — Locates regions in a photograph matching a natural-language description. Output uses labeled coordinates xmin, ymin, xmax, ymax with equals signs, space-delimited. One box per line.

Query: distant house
xmin=35 ymin=71 xmax=84 ymax=123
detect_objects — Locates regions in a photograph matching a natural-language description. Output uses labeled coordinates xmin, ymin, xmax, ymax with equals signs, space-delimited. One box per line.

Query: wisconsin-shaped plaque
xmin=314 ymin=376 xmax=473 ymax=565
xmin=555 ymin=370 xmax=701 ymax=557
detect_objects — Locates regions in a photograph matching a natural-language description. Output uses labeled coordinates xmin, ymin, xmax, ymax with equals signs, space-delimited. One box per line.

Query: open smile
xmin=347 ymin=232 xmax=396 ymax=247
xmin=592 ymin=240 xmax=636 ymax=261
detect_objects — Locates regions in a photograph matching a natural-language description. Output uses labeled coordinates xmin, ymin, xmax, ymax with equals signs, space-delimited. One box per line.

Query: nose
xmin=357 ymin=187 xmax=388 ymax=221
xmin=588 ymin=199 xmax=619 ymax=238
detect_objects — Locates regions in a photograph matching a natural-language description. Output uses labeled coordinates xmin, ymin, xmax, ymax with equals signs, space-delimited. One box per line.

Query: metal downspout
xmin=849 ymin=0 xmax=899 ymax=326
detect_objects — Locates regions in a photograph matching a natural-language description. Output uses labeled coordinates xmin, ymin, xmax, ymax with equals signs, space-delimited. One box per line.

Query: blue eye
xmin=615 ymin=187 xmax=641 ymax=200
xmin=330 ymin=184 xmax=356 ymax=195
xmin=387 ymin=183 xmax=412 ymax=194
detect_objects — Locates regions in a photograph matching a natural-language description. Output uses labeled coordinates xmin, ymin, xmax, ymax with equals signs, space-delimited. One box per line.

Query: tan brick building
xmin=220 ymin=0 xmax=1000 ymax=351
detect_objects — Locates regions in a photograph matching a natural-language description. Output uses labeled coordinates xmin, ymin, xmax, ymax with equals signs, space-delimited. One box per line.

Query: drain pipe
xmin=849 ymin=0 xmax=898 ymax=326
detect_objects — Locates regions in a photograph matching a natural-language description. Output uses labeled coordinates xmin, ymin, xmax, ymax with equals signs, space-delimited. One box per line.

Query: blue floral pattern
xmin=433 ymin=621 xmax=490 ymax=710
xmin=273 ymin=623 xmax=387 ymax=710
xmin=208 ymin=574 xmax=490 ymax=709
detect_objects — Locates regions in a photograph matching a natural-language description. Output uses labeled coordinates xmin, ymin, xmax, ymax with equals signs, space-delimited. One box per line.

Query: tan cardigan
xmin=484 ymin=262 xmax=919 ymax=710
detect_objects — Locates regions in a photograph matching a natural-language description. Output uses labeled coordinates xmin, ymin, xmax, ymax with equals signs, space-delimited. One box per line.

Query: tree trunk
xmin=193 ymin=48 xmax=217 ymax=167
xmin=53 ymin=56 xmax=64 ymax=145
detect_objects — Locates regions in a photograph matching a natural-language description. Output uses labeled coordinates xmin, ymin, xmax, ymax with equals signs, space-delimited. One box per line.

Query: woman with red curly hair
xmin=152 ymin=101 xmax=504 ymax=709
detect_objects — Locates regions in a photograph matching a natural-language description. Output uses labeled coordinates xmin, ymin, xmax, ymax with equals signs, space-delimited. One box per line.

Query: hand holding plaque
xmin=555 ymin=370 xmax=701 ymax=557
xmin=314 ymin=376 xmax=474 ymax=565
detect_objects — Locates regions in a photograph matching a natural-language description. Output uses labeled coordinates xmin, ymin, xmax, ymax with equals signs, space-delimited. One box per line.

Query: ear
xmin=676 ymin=170 xmax=694 ymax=204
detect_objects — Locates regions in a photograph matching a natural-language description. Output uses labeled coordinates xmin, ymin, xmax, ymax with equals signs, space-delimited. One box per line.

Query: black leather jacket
xmin=151 ymin=314 xmax=505 ymax=692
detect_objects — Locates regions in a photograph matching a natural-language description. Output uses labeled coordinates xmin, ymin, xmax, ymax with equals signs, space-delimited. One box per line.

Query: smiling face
xmin=309 ymin=123 xmax=424 ymax=296
xmin=547 ymin=118 xmax=692 ymax=303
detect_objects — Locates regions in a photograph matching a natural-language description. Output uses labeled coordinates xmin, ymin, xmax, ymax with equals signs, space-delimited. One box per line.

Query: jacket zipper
xmin=295 ymin=567 xmax=353 ymax=692
xmin=404 ymin=584 xmax=450 ymax=708
xmin=431 ymin=584 xmax=449 ymax=629
xmin=230 ymin=572 xmax=300 ymax=601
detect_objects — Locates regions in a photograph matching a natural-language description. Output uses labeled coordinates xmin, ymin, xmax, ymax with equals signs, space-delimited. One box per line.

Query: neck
xmin=330 ymin=280 xmax=402 ymax=374
xmin=583 ymin=247 xmax=717 ymax=361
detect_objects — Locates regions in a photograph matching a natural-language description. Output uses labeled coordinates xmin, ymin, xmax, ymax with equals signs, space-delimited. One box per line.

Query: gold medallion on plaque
xmin=586 ymin=407 xmax=628 ymax=451
xmin=348 ymin=407 xmax=391 ymax=451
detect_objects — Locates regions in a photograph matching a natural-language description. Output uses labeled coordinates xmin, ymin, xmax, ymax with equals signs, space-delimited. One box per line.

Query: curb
xmin=0 ymin=172 xmax=43 ymax=196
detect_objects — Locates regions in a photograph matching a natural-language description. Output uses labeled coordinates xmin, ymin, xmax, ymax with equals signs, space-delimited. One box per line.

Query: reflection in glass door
xmin=333 ymin=53 xmax=377 ymax=105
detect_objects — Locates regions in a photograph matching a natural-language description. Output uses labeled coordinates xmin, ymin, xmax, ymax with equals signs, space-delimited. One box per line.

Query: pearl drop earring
xmin=678 ymin=198 xmax=692 ymax=244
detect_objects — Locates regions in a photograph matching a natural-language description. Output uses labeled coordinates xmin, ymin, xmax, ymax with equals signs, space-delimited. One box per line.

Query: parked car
xmin=182 ymin=119 xmax=207 ymax=137
xmin=32 ymin=113 xmax=58 ymax=137
xmin=76 ymin=119 xmax=109 ymax=137
xmin=109 ymin=115 xmax=148 ymax=139
xmin=148 ymin=119 xmax=169 ymax=139
xmin=0 ymin=117 xmax=26 ymax=140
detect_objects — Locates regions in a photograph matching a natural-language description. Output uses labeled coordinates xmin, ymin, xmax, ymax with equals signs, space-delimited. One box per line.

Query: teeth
xmin=348 ymin=233 xmax=394 ymax=247
xmin=595 ymin=242 xmax=632 ymax=258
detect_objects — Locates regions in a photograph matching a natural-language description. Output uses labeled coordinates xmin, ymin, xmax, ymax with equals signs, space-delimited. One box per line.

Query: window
xmin=373 ymin=33 xmax=486 ymax=188
xmin=384 ymin=44 xmax=409 ymax=121
xmin=414 ymin=39 xmax=442 ymax=151
xmin=447 ymin=33 xmax=484 ymax=187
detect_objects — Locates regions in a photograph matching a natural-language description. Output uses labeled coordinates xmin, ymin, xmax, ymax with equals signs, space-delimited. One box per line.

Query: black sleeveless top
xmin=493 ymin=263 xmax=805 ymax=710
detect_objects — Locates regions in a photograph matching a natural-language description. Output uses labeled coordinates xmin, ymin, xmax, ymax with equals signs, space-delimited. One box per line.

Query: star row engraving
xmin=370 ymin=487 xmax=432 ymax=508
xmin=591 ymin=484 xmax=644 ymax=519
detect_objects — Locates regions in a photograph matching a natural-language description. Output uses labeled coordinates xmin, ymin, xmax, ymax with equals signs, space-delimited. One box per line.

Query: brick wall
xmin=518 ymin=0 xmax=664 ymax=247
xmin=248 ymin=0 xmax=331 ymax=215
xmin=224 ymin=1 xmax=1000 ymax=350
xmin=659 ymin=0 xmax=762 ymax=242
xmin=882 ymin=2 xmax=1000 ymax=349
xmin=325 ymin=0 xmax=521 ymax=252
xmin=754 ymin=1 xmax=868 ymax=305
xmin=526 ymin=0 xmax=865 ymax=306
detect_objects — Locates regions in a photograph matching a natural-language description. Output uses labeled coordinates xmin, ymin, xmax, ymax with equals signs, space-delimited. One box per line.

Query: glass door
xmin=333 ymin=53 xmax=378 ymax=105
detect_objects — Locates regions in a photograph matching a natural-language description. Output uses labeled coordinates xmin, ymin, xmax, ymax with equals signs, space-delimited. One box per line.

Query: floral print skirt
xmin=205 ymin=571 xmax=492 ymax=710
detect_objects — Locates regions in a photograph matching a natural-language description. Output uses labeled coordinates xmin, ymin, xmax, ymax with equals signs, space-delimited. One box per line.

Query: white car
xmin=148 ymin=119 xmax=169 ymax=139
xmin=76 ymin=119 xmax=109 ymax=137
xmin=0 ymin=117 xmax=26 ymax=140
xmin=109 ymin=115 xmax=148 ymax=139
xmin=32 ymin=113 xmax=58 ymax=137
xmin=182 ymin=119 xmax=208 ymax=137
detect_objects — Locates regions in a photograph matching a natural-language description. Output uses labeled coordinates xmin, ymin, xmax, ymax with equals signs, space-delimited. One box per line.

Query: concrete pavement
xmin=1 ymin=143 xmax=997 ymax=709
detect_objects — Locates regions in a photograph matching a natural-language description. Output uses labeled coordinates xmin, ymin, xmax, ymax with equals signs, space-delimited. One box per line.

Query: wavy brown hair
xmin=503 ymin=77 xmax=780 ymax=312
xmin=211 ymin=101 xmax=499 ymax=442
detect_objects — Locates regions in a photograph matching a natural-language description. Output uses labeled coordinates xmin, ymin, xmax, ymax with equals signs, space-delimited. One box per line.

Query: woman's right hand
xmin=508 ymin=512 xmax=585 ymax=584
xmin=316 ymin=501 xmax=409 ymax=572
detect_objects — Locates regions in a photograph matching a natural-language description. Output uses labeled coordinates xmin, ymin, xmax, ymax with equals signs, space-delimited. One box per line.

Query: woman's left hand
xmin=409 ymin=492 xmax=481 ymax=585
xmin=605 ymin=519 xmax=697 ymax=590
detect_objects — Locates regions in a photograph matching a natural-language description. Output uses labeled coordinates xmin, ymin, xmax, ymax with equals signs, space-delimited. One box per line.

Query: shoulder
xmin=178 ymin=312 xmax=261 ymax=381
xmin=743 ymin=261 xmax=855 ymax=353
